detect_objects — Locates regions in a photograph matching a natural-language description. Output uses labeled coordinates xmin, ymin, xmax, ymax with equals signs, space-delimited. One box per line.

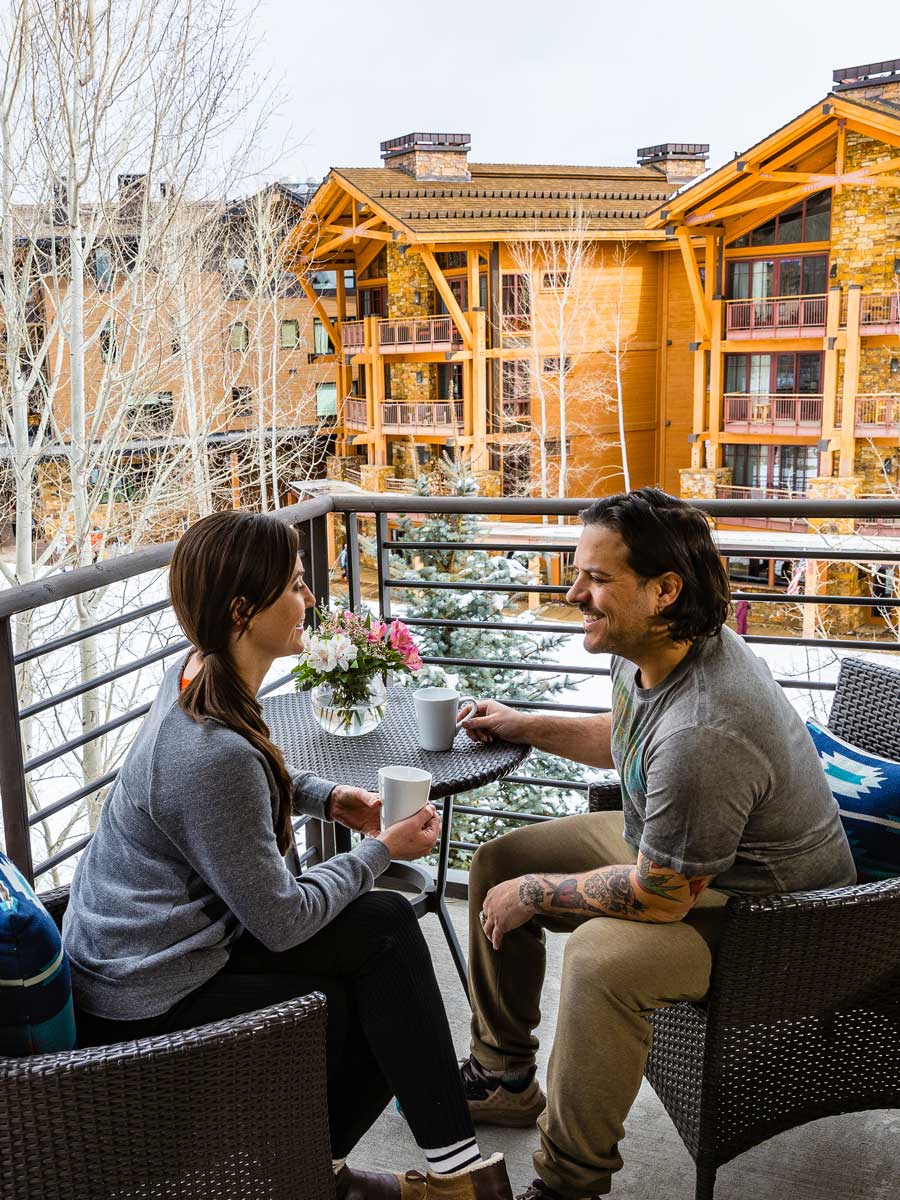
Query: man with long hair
xmin=459 ymin=488 xmax=855 ymax=1200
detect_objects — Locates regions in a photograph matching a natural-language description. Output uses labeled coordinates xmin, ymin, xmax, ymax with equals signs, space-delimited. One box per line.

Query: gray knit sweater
xmin=62 ymin=659 xmax=391 ymax=1020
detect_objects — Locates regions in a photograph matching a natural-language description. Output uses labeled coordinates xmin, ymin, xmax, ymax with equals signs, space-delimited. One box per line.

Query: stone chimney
xmin=117 ymin=172 xmax=147 ymax=219
xmin=380 ymin=133 xmax=471 ymax=182
xmin=637 ymin=143 xmax=709 ymax=183
xmin=832 ymin=58 xmax=900 ymax=106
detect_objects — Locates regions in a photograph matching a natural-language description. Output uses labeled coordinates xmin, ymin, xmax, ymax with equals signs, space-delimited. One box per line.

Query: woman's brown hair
xmin=169 ymin=510 xmax=300 ymax=853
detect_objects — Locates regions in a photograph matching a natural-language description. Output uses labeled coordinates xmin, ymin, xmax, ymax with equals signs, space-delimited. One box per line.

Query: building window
xmin=280 ymin=319 xmax=299 ymax=349
xmin=501 ymin=274 xmax=531 ymax=331
xmin=543 ymin=438 xmax=572 ymax=457
xmin=312 ymin=318 xmax=332 ymax=354
xmin=725 ymin=352 xmax=823 ymax=394
xmin=94 ymin=247 xmax=113 ymax=291
xmin=316 ymin=382 xmax=337 ymax=418
xmin=727 ymin=255 xmax=828 ymax=300
xmin=99 ymin=320 xmax=117 ymax=363
xmin=435 ymin=251 xmax=467 ymax=270
xmin=358 ymin=286 xmax=387 ymax=318
xmin=230 ymin=321 xmax=249 ymax=352
xmin=358 ymin=248 xmax=387 ymax=280
xmin=170 ymin=317 xmax=181 ymax=355
xmin=436 ymin=277 xmax=468 ymax=316
xmin=501 ymin=445 xmax=531 ymax=496
xmin=731 ymin=192 xmax=831 ymax=249
xmin=542 ymin=356 xmax=572 ymax=373
xmin=438 ymin=362 xmax=463 ymax=399
xmin=128 ymin=392 xmax=173 ymax=433
xmin=722 ymin=444 xmax=818 ymax=493
xmin=541 ymin=271 xmax=569 ymax=290
xmin=501 ymin=359 xmax=531 ymax=426
xmin=231 ymin=386 xmax=252 ymax=416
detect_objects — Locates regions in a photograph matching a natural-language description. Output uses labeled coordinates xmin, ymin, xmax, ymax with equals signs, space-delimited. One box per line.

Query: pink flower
xmin=388 ymin=620 xmax=422 ymax=671
xmin=367 ymin=619 xmax=388 ymax=644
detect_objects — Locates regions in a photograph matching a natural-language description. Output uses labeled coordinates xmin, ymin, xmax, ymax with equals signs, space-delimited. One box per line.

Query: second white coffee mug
xmin=413 ymin=687 xmax=478 ymax=752
xmin=378 ymin=765 xmax=433 ymax=827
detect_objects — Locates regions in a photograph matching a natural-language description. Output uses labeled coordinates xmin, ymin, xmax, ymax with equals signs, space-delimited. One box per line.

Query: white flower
xmin=297 ymin=631 xmax=357 ymax=676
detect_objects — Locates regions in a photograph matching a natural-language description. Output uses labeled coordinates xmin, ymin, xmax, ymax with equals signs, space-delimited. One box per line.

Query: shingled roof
xmin=333 ymin=162 xmax=677 ymax=237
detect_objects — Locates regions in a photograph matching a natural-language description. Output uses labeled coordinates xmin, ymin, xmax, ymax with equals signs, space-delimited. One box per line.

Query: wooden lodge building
xmin=287 ymin=58 xmax=900 ymax=509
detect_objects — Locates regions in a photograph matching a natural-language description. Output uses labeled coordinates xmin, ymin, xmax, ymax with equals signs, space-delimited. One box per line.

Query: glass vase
xmin=310 ymin=674 xmax=388 ymax=737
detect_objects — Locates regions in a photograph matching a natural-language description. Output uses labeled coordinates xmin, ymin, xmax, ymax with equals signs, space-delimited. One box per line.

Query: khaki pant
xmin=468 ymin=812 xmax=728 ymax=1199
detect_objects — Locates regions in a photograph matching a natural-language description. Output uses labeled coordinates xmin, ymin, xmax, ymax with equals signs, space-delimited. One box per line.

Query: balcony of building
xmin=1 ymin=494 xmax=899 ymax=1200
xmin=855 ymin=393 xmax=900 ymax=437
xmin=724 ymin=295 xmax=827 ymax=339
xmin=841 ymin=291 xmax=900 ymax=334
xmin=722 ymin=393 xmax=824 ymax=435
xmin=340 ymin=316 xmax=465 ymax=356
xmin=342 ymin=398 xmax=464 ymax=435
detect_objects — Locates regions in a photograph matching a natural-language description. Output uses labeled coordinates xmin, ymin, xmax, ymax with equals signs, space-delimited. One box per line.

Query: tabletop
xmin=263 ymin=686 xmax=530 ymax=797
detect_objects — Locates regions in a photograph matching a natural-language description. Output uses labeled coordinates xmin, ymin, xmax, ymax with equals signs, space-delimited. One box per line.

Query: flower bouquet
xmin=291 ymin=609 xmax=423 ymax=736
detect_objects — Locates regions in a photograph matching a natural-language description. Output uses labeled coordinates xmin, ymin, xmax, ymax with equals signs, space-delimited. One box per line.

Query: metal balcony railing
xmin=725 ymin=295 xmax=827 ymax=338
xmin=839 ymin=291 xmax=900 ymax=331
xmin=382 ymin=400 xmax=464 ymax=432
xmin=2 ymin=495 xmax=900 ymax=890
xmin=377 ymin=316 xmax=463 ymax=353
xmin=344 ymin=398 xmax=367 ymax=429
xmin=723 ymin=393 xmax=824 ymax=434
xmin=341 ymin=320 xmax=366 ymax=350
xmin=855 ymin=393 xmax=900 ymax=436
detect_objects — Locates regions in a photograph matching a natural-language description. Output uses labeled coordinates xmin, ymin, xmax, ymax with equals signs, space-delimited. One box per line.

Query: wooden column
xmin=840 ymin=285 xmax=862 ymax=476
xmin=369 ymin=316 xmax=386 ymax=466
xmin=708 ymin=296 xmax=724 ymax=467
xmin=471 ymin=309 xmax=488 ymax=471
xmin=820 ymin=285 xmax=842 ymax=475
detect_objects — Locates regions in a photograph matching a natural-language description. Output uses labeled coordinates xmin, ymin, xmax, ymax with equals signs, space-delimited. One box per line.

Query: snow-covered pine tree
xmin=393 ymin=453 xmax=592 ymax=868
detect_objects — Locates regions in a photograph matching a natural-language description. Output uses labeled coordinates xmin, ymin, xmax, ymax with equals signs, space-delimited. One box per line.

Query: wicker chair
xmin=0 ymin=889 xmax=336 ymax=1200
xmin=587 ymin=656 xmax=900 ymax=1200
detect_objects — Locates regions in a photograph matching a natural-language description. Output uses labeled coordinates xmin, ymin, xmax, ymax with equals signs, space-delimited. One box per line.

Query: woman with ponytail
xmin=64 ymin=511 xmax=515 ymax=1200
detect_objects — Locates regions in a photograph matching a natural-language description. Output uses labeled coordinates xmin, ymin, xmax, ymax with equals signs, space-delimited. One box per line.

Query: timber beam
xmin=298 ymin=277 xmax=342 ymax=355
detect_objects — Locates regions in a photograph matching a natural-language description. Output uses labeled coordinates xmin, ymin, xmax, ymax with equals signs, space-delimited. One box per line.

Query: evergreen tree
xmin=393 ymin=454 xmax=591 ymax=868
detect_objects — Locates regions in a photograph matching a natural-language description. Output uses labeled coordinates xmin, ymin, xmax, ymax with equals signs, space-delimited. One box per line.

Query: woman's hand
xmin=327 ymin=785 xmax=382 ymax=835
xmin=377 ymin=803 xmax=441 ymax=861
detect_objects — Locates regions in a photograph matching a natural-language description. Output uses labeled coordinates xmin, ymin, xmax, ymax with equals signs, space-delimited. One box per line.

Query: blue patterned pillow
xmin=0 ymin=852 xmax=76 ymax=1056
xmin=807 ymin=722 xmax=900 ymax=882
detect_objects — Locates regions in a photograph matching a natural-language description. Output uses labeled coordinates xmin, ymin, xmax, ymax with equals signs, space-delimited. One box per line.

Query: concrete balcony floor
xmin=349 ymin=898 xmax=899 ymax=1199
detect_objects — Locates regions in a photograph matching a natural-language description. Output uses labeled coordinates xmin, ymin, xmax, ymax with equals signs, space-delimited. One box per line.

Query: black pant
xmin=76 ymin=891 xmax=474 ymax=1158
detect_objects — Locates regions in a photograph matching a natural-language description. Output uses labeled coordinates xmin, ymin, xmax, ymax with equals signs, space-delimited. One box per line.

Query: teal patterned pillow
xmin=0 ymin=852 xmax=76 ymax=1056
xmin=807 ymin=722 xmax=900 ymax=883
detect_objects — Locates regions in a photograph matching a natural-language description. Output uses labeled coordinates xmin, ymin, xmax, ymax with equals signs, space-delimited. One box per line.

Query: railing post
xmin=344 ymin=508 xmax=362 ymax=611
xmin=375 ymin=511 xmax=392 ymax=619
xmin=0 ymin=616 xmax=32 ymax=882
xmin=297 ymin=514 xmax=331 ymax=626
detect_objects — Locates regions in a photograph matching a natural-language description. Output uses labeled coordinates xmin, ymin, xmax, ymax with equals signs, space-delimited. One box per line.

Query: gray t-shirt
xmin=63 ymin=660 xmax=391 ymax=1020
xmin=609 ymin=626 xmax=855 ymax=895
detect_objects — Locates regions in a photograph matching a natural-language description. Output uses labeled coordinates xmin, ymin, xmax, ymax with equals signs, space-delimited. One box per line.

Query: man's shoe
xmin=516 ymin=1180 xmax=602 ymax=1200
xmin=334 ymin=1164 xmax=426 ymax=1199
xmin=460 ymin=1055 xmax=546 ymax=1127
xmin=425 ymin=1153 xmax=514 ymax=1199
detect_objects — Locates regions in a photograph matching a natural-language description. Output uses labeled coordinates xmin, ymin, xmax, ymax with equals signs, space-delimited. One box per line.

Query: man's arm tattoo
xmin=635 ymin=858 xmax=683 ymax=903
xmin=518 ymin=868 xmax=647 ymax=919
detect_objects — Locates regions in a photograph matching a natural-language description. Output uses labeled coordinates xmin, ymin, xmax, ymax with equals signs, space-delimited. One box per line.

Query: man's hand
xmin=479 ymin=877 xmax=534 ymax=950
xmin=326 ymin=785 xmax=382 ymax=835
xmin=460 ymin=699 xmax=533 ymax=746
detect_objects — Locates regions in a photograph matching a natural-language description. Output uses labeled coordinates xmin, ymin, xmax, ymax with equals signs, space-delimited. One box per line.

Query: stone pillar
xmin=326 ymin=454 xmax=359 ymax=481
xmin=806 ymin=475 xmax=867 ymax=632
xmin=473 ymin=469 xmax=502 ymax=497
xmin=386 ymin=244 xmax=437 ymax=405
xmin=678 ymin=467 xmax=731 ymax=499
xmin=360 ymin=463 xmax=394 ymax=492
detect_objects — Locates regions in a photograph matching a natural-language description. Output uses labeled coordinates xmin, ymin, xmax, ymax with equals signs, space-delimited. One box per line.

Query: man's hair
xmin=579 ymin=488 xmax=730 ymax=643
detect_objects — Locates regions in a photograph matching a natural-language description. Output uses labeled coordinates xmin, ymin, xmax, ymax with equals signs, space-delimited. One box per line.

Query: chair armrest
xmin=0 ymin=993 xmax=334 ymax=1200
xmin=587 ymin=781 xmax=623 ymax=812
xmin=708 ymin=876 xmax=900 ymax=1025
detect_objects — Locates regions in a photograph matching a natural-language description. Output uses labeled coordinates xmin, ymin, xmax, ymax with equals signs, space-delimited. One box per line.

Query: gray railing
xmin=1 ymin=494 xmax=899 ymax=886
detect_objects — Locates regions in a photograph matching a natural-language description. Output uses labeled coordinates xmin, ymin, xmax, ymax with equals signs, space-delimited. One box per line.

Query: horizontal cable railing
xmin=2 ymin=492 xmax=899 ymax=886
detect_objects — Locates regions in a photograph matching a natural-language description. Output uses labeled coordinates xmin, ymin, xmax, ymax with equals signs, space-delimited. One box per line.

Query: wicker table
xmin=263 ymin=687 xmax=530 ymax=994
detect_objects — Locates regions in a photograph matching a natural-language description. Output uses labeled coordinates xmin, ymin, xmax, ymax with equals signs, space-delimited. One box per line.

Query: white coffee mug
xmin=413 ymin=686 xmax=478 ymax=752
xmin=378 ymin=765 xmax=433 ymax=828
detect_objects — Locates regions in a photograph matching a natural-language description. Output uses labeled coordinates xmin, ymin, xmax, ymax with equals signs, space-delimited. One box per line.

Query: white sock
xmin=425 ymin=1136 xmax=482 ymax=1174
xmin=332 ymin=1158 xmax=346 ymax=1175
